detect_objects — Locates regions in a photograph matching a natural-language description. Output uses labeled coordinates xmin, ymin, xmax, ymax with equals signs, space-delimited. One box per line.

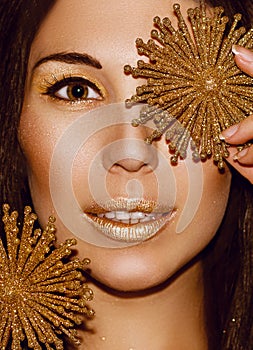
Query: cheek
xmin=19 ymin=107 xmax=54 ymax=179
xmin=202 ymin=163 xmax=231 ymax=228
xmin=18 ymin=106 xmax=61 ymax=224
xmin=182 ymin=161 xmax=231 ymax=239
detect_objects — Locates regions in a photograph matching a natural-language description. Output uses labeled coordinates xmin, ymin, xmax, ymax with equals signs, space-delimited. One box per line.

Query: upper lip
xmin=84 ymin=198 xmax=174 ymax=214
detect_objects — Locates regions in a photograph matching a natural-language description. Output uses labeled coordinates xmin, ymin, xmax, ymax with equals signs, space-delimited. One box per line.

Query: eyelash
xmin=41 ymin=75 xmax=104 ymax=103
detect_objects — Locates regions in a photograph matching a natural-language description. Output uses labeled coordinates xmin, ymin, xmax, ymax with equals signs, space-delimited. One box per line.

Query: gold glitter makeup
xmin=82 ymin=198 xmax=176 ymax=242
xmin=38 ymin=73 xmax=105 ymax=103
xmin=30 ymin=55 xmax=108 ymax=110
xmin=125 ymin=0 xmax=253 ymax=169
xmin=34 ymin=72 xmax=105 ymax=111
xmin=0 ymin=204 xmax=94 ymax=350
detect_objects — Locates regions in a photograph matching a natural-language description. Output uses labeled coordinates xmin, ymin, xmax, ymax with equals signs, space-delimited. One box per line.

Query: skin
xmin=221 ymin=45 xmax=253 ymax=183
xmin=18 ymin=0 xmax=253 ymax=348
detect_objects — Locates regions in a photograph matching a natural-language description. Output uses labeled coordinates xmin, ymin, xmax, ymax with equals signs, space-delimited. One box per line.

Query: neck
xmin=75 ymin=260 xmax=208 ymax=350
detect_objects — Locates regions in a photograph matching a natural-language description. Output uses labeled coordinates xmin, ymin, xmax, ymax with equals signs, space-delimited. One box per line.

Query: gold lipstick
xmin=83 ymin=199 xmax=176 ymax=242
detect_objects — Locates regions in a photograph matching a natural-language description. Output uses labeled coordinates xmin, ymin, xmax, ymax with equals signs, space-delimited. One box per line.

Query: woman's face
xmin=19 ymin=0 xmax=231 ymax=292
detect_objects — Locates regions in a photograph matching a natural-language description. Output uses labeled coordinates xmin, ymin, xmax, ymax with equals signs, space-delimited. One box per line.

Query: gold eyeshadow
xmin=31 ymin=64 xmax=108 ymax=107
xmin=40 ymin=74 xmax=103 ymax=101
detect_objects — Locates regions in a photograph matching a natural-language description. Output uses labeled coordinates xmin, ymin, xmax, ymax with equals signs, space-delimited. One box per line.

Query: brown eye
xmin=43 ymin=76 xmax=103 ymax=102
xmin=66 ymin=83 xmax=88 ymax=99
xmin=55 ymin=82 xmax=100 ymax=101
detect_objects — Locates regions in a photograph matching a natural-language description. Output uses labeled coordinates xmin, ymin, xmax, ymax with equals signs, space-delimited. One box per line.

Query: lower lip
xmin=82 ymin=211 xmax=176 ymax=243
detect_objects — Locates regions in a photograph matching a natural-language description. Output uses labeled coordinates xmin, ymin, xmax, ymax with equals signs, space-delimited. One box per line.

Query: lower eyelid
xmin=42 ymin=94 xmax=105 ymax=110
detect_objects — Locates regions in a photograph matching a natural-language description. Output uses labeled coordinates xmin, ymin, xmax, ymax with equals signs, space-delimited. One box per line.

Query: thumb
xmin=232 ymin=45 xmax=253 ymax=76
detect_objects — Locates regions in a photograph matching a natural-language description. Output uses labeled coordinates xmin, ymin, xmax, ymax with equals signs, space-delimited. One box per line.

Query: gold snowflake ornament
xmin=0 ymin=204 xmax=94 ymax=350
xmin=124 ymin=0 xmax=253 ymax=169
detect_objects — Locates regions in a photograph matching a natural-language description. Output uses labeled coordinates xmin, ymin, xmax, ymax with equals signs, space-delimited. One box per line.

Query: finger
xmin=225 ymin=146 xmax=253 ymax=184
xmin=220 ymin=115 xmax=253 ymax=144
xmin=222 ymin=45 xmax=253 ymax=184
xmin=232 ymin=45 xmax=253 ymax=76
xmin=233 ymin=144 xmax=253 ymax=165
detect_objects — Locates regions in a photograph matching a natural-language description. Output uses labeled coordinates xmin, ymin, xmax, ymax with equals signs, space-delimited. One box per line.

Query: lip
xmin=82 ymin=199 xmax=176 ymax=242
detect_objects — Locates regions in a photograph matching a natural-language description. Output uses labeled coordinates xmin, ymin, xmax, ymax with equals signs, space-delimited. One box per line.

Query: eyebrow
xmin=32 ymin=52 xmax=102 ymax=72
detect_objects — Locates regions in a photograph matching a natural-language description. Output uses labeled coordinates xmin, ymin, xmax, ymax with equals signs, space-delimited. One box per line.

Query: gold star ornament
xmin=124 ymin=0 xmax=253 ymax=169
xmin=0 ymin=204 xmax=94 ymax=350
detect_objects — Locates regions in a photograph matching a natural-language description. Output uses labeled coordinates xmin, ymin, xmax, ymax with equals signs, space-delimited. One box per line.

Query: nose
xmin=102 ymin=126 xmax=159 ymax=174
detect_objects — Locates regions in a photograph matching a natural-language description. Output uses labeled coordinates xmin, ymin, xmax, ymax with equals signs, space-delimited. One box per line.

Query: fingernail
xmin=220 ymin=124 xmax=239 ymax=140
xmin=233 ymin=147 xmax=249 ymax=161
xmin=232 ymin=45 xmax=253 ymax=62
xmin=219 ymin=134 xmax=226 ymax=141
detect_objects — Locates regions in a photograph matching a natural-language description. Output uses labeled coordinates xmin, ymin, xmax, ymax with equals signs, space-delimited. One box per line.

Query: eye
xmin=56 ymin=82 xmax=100 ymax=100
xmin=43 ymin=76 xmax=103 ymax=102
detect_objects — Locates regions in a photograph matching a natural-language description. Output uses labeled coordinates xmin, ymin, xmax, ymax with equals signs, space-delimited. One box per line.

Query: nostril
xmin=114 ymin=158 xmax=148 ymax=172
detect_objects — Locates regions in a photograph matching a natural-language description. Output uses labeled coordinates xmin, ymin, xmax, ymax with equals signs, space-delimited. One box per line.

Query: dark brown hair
xmin=0 ymin=1 xmax=252 ymax=349
xmin=209 ymin=0 xmax=253 ymax=29
xmin=0 ymin=0 xmax=56 ymax=210
xmin=203 ymin=4 xmax=253 ymax=349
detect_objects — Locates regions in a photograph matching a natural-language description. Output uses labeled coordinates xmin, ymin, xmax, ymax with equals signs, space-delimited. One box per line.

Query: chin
xmin=88 ymin=249 xmax=180 ymax=292
xmin=91 ymin=271 xmax=166 ymax=293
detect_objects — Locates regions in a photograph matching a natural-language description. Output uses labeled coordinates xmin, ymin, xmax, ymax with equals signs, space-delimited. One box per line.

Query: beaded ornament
xmin=0 ymin=204 xmax=94 ymax=350
xmin=125 ymin=0 xmax=253 ymax=169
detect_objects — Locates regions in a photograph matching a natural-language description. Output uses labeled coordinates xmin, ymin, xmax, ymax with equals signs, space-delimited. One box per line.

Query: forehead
xmin=30 ymin=0 xmax=199 ymax=67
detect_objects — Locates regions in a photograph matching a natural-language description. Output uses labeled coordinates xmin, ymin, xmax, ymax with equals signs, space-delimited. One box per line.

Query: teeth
xmin=121 ymin=219 xmax=131 ymax=224
xmin=115 ymin=211 xmax=130 ymax=220
xmin=140 ymin=216 xmax=151 ymax=223
xmin=105 ymin=212 xmax=115 ymax=219
xmin=130 ymin=212 xmax=145 ymax=219
xmin=94 ymin=211 xmax=165 ymax=224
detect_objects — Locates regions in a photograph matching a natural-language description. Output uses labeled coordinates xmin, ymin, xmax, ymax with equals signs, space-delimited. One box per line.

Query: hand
xmin=220 ymin=45 xmax=253 ymax=184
